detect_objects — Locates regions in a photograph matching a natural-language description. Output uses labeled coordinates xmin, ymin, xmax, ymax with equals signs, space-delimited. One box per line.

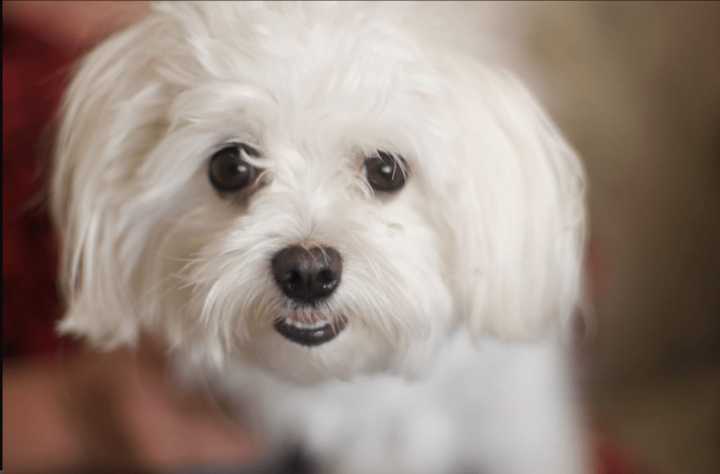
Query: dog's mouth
xmin=273 ymin=313 xmax=347 ymax=347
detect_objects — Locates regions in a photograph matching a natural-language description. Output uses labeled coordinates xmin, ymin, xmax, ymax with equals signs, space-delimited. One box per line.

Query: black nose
xmin=272 ymin=245 xmax=342 ymax=304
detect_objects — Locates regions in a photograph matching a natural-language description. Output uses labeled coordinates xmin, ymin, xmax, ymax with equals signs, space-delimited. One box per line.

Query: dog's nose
xmin=272 ymin=245 xmax=342 ymax=303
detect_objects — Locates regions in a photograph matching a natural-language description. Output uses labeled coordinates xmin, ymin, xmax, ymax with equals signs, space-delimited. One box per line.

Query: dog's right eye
xmin=208 ymin=144 xmax=260 ymax=192
xmin=364 ymin=151 xmax=407 ymax=192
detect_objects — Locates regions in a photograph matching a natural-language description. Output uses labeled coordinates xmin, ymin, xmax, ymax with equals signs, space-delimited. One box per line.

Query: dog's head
xmin=52 ymin=2 xmax=585 ymax=382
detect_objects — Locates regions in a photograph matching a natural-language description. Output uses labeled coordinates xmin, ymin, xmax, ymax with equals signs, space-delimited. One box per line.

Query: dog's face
xmin=52 ymin=3 xmax=585 ymax=382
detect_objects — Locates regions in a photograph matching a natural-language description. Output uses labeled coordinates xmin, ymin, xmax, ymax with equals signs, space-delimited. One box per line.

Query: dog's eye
xmin=209 ymin=144 xmax=260 ymax=192
xmin=364 ymin=151 xmax=407 ymax=192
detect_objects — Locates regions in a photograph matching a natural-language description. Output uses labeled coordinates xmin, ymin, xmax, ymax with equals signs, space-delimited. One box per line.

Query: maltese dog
xmin=51 ymin=2 xmax=588 ymax=473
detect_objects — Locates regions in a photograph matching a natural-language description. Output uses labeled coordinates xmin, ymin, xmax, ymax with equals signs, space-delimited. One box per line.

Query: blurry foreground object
xmin=3 ymin=349 xmax=259 ymax=473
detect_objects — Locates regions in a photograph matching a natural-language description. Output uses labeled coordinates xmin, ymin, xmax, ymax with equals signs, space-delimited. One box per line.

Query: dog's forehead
xmin=155 ymin=3 xmax=456 ymax=170
xmin=160 ymin=3 xmax=442 ymax=112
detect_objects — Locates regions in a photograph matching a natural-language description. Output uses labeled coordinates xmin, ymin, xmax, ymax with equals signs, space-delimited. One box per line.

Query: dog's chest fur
xmin=188 ymin=333 xmax=586 ymax=474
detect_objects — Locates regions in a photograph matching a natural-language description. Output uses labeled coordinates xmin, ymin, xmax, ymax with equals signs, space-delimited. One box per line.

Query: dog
xmin=51 ymin=2 xmax=589 ymax=473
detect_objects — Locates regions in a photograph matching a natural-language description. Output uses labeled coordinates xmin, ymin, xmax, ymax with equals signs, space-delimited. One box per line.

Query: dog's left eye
xmin=209 ymin=144 xmax=260 ymax=192
xmin=364 ymin=151 xmax=407 ymax=192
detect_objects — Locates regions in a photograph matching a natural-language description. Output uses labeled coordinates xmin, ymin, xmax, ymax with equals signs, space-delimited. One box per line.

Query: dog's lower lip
xmin=274 ymin=316 xmax=347 ymax=347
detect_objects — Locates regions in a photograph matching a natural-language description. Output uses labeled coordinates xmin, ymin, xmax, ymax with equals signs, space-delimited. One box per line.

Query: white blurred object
xmin=51 ymin=3 xmax=590 ymax=473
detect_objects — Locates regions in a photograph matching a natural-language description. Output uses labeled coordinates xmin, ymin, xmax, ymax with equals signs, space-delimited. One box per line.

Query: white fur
xmin=52 ymin=2 xmax=588 ymax=473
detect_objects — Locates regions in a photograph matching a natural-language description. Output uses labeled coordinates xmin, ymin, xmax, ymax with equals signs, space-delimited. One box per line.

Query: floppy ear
xmin=450 ymin=67 xmax=586 ymax=341
xmin=51 ymin=17 xmax=169 ymax=348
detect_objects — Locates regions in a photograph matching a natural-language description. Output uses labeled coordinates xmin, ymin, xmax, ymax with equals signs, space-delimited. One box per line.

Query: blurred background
xmin=521 ymin=4 xmax=720 ymax=474
xmin=3 ymin=2 xmax=719 ymax=474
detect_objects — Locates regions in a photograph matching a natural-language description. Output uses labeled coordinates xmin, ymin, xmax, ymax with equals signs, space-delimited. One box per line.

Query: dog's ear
xmin=449 ymin=68 xmax=586 ymax=341
xmin=51 ymin=17 xmax=169 ymax=349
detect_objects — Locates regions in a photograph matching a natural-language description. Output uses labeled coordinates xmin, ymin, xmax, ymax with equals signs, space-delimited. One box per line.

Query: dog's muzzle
xmin=271 ymin=245 xmax=346 ymax=346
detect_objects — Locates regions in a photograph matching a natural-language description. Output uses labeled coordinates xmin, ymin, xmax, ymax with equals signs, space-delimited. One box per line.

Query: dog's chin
xmin=241 ymin=323 xmax=396 ymax=384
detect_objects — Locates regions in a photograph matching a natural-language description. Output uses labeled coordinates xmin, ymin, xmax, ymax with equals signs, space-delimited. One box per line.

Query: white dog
xmin=51 ymin=2 xmax=589 ymax=473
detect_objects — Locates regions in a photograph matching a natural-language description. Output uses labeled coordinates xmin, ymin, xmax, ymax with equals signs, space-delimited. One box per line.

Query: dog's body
xmin=203 ymin=334 xmax=586 ymax=474
xmin=52 ymin=3 xmax=588 ymax=473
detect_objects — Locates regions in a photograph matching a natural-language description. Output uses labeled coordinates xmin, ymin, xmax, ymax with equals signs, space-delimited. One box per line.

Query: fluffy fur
xmin=52 ymin=2 xmax=588 ymax=473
